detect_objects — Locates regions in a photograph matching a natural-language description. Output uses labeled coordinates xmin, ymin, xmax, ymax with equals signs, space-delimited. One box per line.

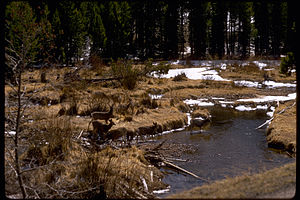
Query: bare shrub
xmin=90 ymin=54 xmax=105 ymax=73
xmin=111 ymin=59 xmax=138 ymax=90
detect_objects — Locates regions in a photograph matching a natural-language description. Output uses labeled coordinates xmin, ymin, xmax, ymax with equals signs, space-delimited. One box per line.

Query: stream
xmin=153 ymin=105 xmax=295 ymax=197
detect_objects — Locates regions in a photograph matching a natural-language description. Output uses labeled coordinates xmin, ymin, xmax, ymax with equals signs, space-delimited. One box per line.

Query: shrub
xmin=111 ymin=59 xmax=138 ymax=90
xmin=280 ymin=52 xmax=295 ymax=76
xmin=142 ymin=59 xmax=170 ymax=77
xmin=90 ymin=54 xmax=105 ymax=73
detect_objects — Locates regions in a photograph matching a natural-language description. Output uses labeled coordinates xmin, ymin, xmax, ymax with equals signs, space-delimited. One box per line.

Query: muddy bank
xmin=267 ymin=100 xmax=296 ymax=155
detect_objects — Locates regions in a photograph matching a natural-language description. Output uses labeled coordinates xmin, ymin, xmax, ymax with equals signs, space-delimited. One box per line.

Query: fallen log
xmin=144 ymin=153 xmax=207 ymax=182
xmin=163 ymin=160 xmax=208 ymax=182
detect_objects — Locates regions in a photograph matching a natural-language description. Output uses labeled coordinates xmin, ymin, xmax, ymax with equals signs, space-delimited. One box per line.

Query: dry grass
xmin=220 ymin=64 xmax=296 ymax=83
xmin=267 ymin=100 xmax=296 ymax=154
xmin=6 ymin=115 xmax=167 ymax=199
xmin=5 ymin=61 xmax=296 ymax=198
xmin=110 ymin=107 xmax=188 ymax=135
xmin=167 ymin=161 xmax=296 ymax=199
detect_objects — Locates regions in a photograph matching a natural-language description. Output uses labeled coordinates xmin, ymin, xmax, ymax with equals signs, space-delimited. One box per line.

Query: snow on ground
xmin=149 ymin=94 xmax=163 ymax=100
xmin=152 ymin=67 xmax=230 ymax=81
xmin=234 ymin=80 xmax=296 ymax=88
xmin=152 ymin=60 xmax=295 ymax=85
xmin=234 ymin=80 xmax=261 ymax=88
xmin=235 ymin=104 xmax=268 ymax=112
xmin=184 ymin=99 xmax=215 ymax=107
xmin=183 ymin=93 xmax=295 ymax=116
xmin=155 ymin=59 xmax=281 ymax=68
xmin=262 ymin=80 xmax=296 ymax=88
xmin=237 ymin=93 xmax=296 ymax=103
xmin=235 ymin=105 xmax=257 ymax=111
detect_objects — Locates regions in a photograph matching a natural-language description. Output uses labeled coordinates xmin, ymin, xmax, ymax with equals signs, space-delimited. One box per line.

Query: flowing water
xmin=154 ymin=105 xmax=295 ymax=197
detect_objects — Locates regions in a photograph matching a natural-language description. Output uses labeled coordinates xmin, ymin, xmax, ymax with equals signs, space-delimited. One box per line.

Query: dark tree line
xmin=5 ymin=1 xmax=296 ymax=66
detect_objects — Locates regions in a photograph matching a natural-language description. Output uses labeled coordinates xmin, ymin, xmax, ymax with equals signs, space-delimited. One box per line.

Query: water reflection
xmin=155 ymin=106 xmax=295 ymax=197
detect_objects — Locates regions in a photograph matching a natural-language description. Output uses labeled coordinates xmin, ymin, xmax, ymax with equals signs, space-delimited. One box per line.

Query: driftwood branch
xmin=256 ymin=101 xmax=296 ymax=129
xmin=144 ymin=153 xmax=207 ymax=182
xmin=163 ymin=160 xmax=207 ymax=182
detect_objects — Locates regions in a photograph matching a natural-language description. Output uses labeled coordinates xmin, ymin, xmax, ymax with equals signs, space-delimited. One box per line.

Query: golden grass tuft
xmin=267 ymin=100 xmax=296 ymax=154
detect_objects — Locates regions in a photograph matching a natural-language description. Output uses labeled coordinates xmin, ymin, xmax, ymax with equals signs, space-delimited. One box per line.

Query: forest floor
xmin=4 ymin=60 xmax=296 ymax=198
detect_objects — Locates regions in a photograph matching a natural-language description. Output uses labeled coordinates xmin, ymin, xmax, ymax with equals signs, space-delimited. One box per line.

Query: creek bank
xmin=167 ymin=161 xmax=296 ymax=199
xmin=104 ymin=107 xmax=188 ymax=143
xmin=266 ymin=100 xmax=296 ymax=155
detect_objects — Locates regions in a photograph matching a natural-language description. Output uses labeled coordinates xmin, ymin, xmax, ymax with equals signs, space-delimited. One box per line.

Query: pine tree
xmin=188 ymin=0 xmax=208 ymax=58
xmin=253 ymin=2 xmax=269 ymax=56
xmin=237 ymin=2 xmax=251 ymax=58
xmin=86 ymin=2 xmax=106 ymax=56
xmin=209 ymin=2 xmax=227 ymax=58
xmin=164 ymin=0 xmax=179 ymax=59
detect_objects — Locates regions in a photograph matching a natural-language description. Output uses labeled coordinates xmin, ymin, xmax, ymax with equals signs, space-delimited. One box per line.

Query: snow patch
xmin=153 ymin=67 xmax=230 ymax=81
xmin=235 ymin=105 xmax=256 ymax=111
xmin=234 ymin=80 xmax=260 ymax=88
xmin=263 ymin=80 xmax=296 ymax=88
xmin=237 ymin=93 xmax=296 ymax=103
xmin=149 ymin=94 xmax=163 ymax=99
xmin=184 ymin=99 xmax=215 ymax=106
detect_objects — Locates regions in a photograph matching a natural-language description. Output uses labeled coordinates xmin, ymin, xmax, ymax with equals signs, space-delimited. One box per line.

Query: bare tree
xmin=5 ymin=2 xmax=43 ymax=198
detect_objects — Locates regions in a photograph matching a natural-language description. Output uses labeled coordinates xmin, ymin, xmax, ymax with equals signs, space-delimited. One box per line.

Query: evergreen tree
xmin=83 ymin=2 xmax=106 ymax=56
xmin=164 ymin=0 xmax=179 ymax=59
xmin=188 ymin=0 xmax=208 ymax=58
xmin=37 ymin=4 xmax=55 ymax=63
xmin=209 ymin=2 xmax=227 ymax=58
xmin=237 ymin=2 xmax=251 ymax=58
xmin=253 ymin=2 xmax=269 ymax=56
xmin=101 ymin=1 xmax=132 ymax=59
xmin=51 ymin=8 xmax=65 ymax=63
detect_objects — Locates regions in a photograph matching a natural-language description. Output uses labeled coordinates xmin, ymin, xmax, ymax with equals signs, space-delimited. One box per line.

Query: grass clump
xmin=111 ymin=59 xmax=138 ymax=90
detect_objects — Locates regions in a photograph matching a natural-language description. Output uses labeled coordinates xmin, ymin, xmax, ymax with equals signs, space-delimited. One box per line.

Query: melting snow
xmin=263 ymin=80 xmax=296 ymax=88
xmin=235 ymin=105 xmax=257 ymax=111
xmin=234 ymin=80 xmax=260 ymax=88
xmin=153 ymin=67 xmax=230 ymax=81
xmin=237 ymin=93 xmax=296 ymax=103
xmin=149 ymin=94 xmax=163 ymax=99
xmin=184 ymin=99 xmax=215 ymax=106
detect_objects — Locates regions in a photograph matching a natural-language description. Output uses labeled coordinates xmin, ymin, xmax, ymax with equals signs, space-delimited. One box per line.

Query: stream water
xmin=154 ymin=105 xmax=295 ymax=197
